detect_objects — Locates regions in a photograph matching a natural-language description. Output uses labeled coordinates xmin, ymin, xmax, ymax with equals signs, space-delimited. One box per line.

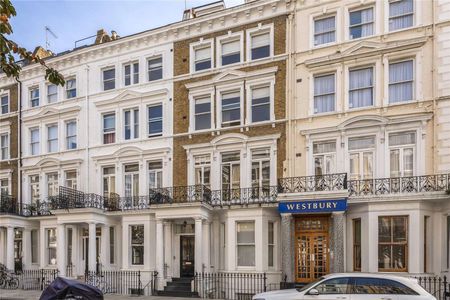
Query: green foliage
xmin=0 ymin=0 xmax=65 ymax=85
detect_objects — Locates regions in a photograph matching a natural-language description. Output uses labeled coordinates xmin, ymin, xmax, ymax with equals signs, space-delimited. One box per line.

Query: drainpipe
xmin=16 ymin=78 xmax=23 ymax=206
xmin=431 ymin=0 xmax=437 ymax=174
xmin=85 ymin=65 xmax=90 ymax=193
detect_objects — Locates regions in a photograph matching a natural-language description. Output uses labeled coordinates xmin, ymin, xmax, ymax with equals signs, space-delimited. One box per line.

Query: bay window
xmin=103 ymin=68 xmax=115 ymax=91
xmin=103 ymin=113 xmax=116 ymax=144
xmin=102 ymin=167 xmax=116 ymax=197
xmin=124 ymin=62 xmax=139 ymax=86
xmin=124 ymin=164 xmax=139 ymax=198
xmin=378 ymin=216 xmax=408 ymax=272
xmin=389 ymin=0 xmax=414 ymax=31
xmin=66 ymin=78 xmax=76 ymax=99
xmin=236 ymin=222 xmax=255 ymax=267
xmin=30 ymin=175 xmax=40 ymax=203
xmin=389 ymin=132 xmax=415 ymax=177
xmin=349 ymin=67 xmax=373 ymax=108
xmin=47 ymin=173 xmax=59 ymax=197
xmin=194 ymin=96 xmax=211 ymax=131
xmin=148 ymin=161 xmax=163 ymax=190
xmin=250 ymin=31 xmax=270 ymax=60
xmin=47 ymin=125 xmax=58 ymax=153
xmin=349 ymin=7 xmax=374 ymax=39
xmin=194 ymin=155 xmax=211 ymax=187
xmin=148 ymin=104 xmax=163 ymax=136
xmin=130 ymin=225 xmax=144 ymax=265
xmin=0 ymin=134 xmax=8 ymax=160
xmin=47 ymin=228 xmax=57 ymax=265
xmin=66 ymin=121 xmax=77 ymax=150
xmin=194 ymin=46 xmax=212 ymax=71
xmin=148 ymin=56 xmax=163 ymax=81
xmin=314 ymin=15 xmax=336 ymax=46
xmin=348 ymin=136 xmax=375 ymax=180
xmin=251 ymin=86 xmax=270 ymax=123
xmin=221 ymin=39 xmax=240 ymax=66
xmin=124 ymin=108 xmax=139 ymax=140
xmin=389 ymin=60 xmax=414 ymax=103
xmin=221 ymin=91 xmax=240 ymax=127
xmin=47 ymin=84 xmax=57 ymax=103
xmin=313 ymin=141 xmax=336 ymax=175
xmin=314 ymin=73 xmax=335 ymax=114
xmin=30 ymin=128 xmax=40 ymax=155
xmin=1 ymin=95 xmax=8 ymax=114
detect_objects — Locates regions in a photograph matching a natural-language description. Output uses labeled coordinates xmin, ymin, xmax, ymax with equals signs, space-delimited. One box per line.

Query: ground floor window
xmin=130 ymin=225 xmax=144 ymax=265
xmin=47 ymin=228 xmax=57 ymax=265
xmin=236 ymin=221 xmax=255 ymax=267
xmin=378 ymin=216 xmax=408 ymax=272
xmin=110 ymin=227 xmax=115 ymax=264
xmin=353 ymin=218 xmax=361 ymax=271
xmin=31 ymin=230 xmax=38 ymax=264
xmin=268 ymin=221 xmax=274 ymax=267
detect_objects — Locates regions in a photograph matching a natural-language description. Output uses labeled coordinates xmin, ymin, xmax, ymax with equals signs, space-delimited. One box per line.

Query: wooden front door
xmin=295 ymin=215 xmax=330 ymax=283
xmin=180 ymin=235 xmax=195 ymax=277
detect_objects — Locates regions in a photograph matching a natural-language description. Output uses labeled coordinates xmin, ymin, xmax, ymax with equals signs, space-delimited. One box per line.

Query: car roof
xmin=323 ymin=273 xmax=418 ymax=284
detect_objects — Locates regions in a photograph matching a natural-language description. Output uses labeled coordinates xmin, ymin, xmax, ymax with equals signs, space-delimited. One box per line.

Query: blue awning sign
xmin=278 ymin=198 xmax=347 ymax=213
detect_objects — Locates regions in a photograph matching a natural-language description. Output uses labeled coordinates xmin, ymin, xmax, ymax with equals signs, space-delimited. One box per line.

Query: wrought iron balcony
xmin=0 ymin=194 xmax=20 ymax=215
xmin=210 ymin=186 xmax=278 ymax=207
xmin=53 ymin=187 xmax=105 ymax=210
xmin=348 ymin=174 xmax=450 ymax=196
xmin=277 ymin=173 xmax=348 ymax=194
xmin=0 ymin=195 xmax=52 ymax=217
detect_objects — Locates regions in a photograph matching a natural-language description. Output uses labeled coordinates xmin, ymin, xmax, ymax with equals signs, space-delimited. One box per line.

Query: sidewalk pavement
xmin=0 ymin=289 xmax=198 ymax=300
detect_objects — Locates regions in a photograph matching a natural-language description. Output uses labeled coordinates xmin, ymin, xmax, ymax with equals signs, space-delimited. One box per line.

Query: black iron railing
xmin=85 ymin=270 xmax=142 ymax=295
xmin=0 ymin=195 xmax=20 ymax=215
xmin=348 ymin=174 xmax=450 ymax=196
xmin=19 ymin=269 xmax=58 ymax=291
xmin=210 ymin=186 xmax=278 ymax=207
xmin=194 ymin=272 xmax=267 ymax=300
xmin=415 ymin=276 xmax=450 ymax=300
xmin=278 ymin=173 xmax=348 ymax=193
xmin=55 ymin=187 xmax=104 ymax=210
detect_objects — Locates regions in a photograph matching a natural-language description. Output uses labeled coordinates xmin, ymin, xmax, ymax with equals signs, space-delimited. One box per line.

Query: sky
xmin=9 ymin=0 xmax=245 ymax=54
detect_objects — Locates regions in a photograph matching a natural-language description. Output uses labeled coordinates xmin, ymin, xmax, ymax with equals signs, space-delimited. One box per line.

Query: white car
xmin=253 ymin=273 xmax=436 ymax=300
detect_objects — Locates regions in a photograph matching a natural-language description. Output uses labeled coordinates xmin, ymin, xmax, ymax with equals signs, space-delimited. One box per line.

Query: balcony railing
xmin=278 ymin=173 xmax=348 ymax=193
xmin=0 ymin=195 xmax=51 ymax=217
xmin=210 ymin=186 xmax=278 ymax=207
xmin=348 ymin=174 xmax=450 ymax=196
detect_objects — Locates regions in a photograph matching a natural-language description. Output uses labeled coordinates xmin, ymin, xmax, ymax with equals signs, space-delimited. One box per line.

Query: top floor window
xmin=314 ymin=15 xmax=336 ymax=46
xmin=389 ymin=0 xmax=414 ymax=31
xmin=389 ymin=131 xmax=415 ymax=177
xmin=389 ymin=60 xmax=414 ymax=103
xmin=103 ymin=113 xmax=116 ymax=144
xmin=1 ymin=95 xmax=8 ymax=114
xmin=194 ymin=46 xmax=212 ymax=72
xmin=221 ymin=39 xmax=240 ymax=66
xmin=47 ymin=84 xmax=58 ymax=103
xmin=250 ymin=31 xmax=270 ymax=60
xmin=313 ymin=140 xmax=336 ymax=175
xmin=103 ymin=68 xmax=115 ymax=91
xmin=30 ymin=87 xmax=40 ymax=107
xmin=349 ymin=7 xmax=374 ymax=39
xmin=124 ymin=62 xmax=139 ymax=86
xmin=66 ymin=78 xmax=76 ymax=99
xmin=314 ymin=73 xmax=335 ymax=114
xmin=148 ymin=57 xmax=163 ymax=81
xmin=349 ymin=67 xmax=374 ymax=108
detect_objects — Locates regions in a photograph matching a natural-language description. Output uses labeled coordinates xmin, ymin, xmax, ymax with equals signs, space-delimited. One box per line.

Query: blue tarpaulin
xmin=40 ymin=277 xmax=103 ymax=300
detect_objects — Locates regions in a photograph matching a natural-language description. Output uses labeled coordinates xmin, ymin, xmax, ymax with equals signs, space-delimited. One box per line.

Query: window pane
xmin=403 ymin=148 xmax=414 ymax=176
xmin=251 ymin=32 xmax=270 ymax=60
xmin=313 ymin=141 xmax=336 ymax=154
xmin=389 ymin=60 xmax=413 ymax=103
xmin=349 ymin=67 xmax=373 ymax=108
xmin=222 ymin=92 xmax=240 ymax=127
xmin=222 ymin=39 xmax=240 ymax=65
xmin=148 ymin=105 xmax=163 ymax=135
xmin=148 ymin=57 xmax=163 ymax=81
xmin=314 ymin=74 xmax=335 ymax=113
xmin=237 ymin=245 xmax=255 ymax=267
xmin=314 ymin=16 xmax=335 ymax=45
xmin=315 ymin=278 xmax=350 ymax=294
xmin=389 ymin=0 xmax=414 ymax=31
xmin=390 ymin=149 xmax=400 ymax=177
xmin=252 ymin=86 xmax=270 ymax=122
xmin=389 ymin=132 xmax=415 ymax=146
xmin=195 ymin=97 xmax=211 ymax=130
xmin=237 ymin=222 xmax=255 ymax=243
xmin=353 ymin=277 xmax=417 ymax=295
xmin=349 ymin=8 xmax=374 ymax=39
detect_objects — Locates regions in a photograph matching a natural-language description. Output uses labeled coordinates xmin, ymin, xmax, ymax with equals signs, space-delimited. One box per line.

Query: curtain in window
xmin=348 ymin=136 xmax=375 ymax=150
xmin=389 ymin=132 xmax=416 ymax=146
xmin=390 ymin=149 xmax=400 ymax=177
xmin=389 ymin=60 xmax=413 ymax=103
xmin=251 ymin=32 xmax=270 ymax=49
xmin=349 ymin=68 xmax=373 ymax=108
xmin=313 ymin=141 xmax=336 ymax=154
xmin=389 ymin=0 xmax=414 ymax=31
xmin=314 ymin=74 xmax=335 ymax=113
xmin=195 ymin=47 xmax=210 ymax=61
xmin=351 ymin=8 xmax=374 ymax=38
xmin=314 ymin=16 xmax=335 ymax=45
xmin=222 ymin=40 xmax=240 ymax=55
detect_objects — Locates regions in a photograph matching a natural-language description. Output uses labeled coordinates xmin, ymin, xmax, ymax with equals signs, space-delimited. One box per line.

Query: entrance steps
xmin=157 ymin=277 xmax=199 ymax=298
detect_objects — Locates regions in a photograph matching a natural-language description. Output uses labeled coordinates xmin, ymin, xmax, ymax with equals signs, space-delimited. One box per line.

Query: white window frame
xmin=30 ymin=87 xmax=40 ymax=107
xmin=388 ymin=0 xmax=415 ymax=32
xmin=236 ymin=221 xmax=256 ymax=268
xmin=245 ymin=78 xmax=275 ymax=124
xmin=123 ymin=108 xmax=139 ymax=140
xmin=312 ymin=72 xmax=337 ymax=115
xmin=348 ymin=65 xmax=375 ymax=109
xmin=102 ymin=67 xmax=116 ymax=91
xmin=347 ymin=136 xmax=376 ymax=180
xmin=102 ymin=112 xmax=116 ymax=144
xmin=124 ymin=164 xmax=140 ymax=198
xmin=65 ymin=77 xmax=77 ymax=99
xmin=124 ymin=61 xmax=139 ymax=86
xmin=216 ymin=31 xmax=244 ymax=68
xmin=47 ymin=84 xmax=58 ymax=104
xmin=30 ymin=174 xmax=40 ymax=203
xmin=246 ymin=24 xmax=274 ymax=61
xmin=348 ymin=6 xmax=375 ymax=40
xmin=102 ymin=166 xmax=116 ymax=197
xmin=387 ymin=58 xmax=415 ymax=105
xmin=147 ymin=103 xmax=163 ymax=137
xmin=312 ymin=14 xmax=337 ymax=47
xmin=190 ymin=39 xmax=214 ymax=73
xmin=0 ymin=177 xmax=9 ymax=195
xmin=216 ymin=84 xmax=244 ymax=130
xmin=194 ymin=154 xmax=211 ymax=187
xmin=147 ymin=55 xmax=163 ymax=82
xmin=312 ymin=139 xmax=337 ymax=176
xmin=30 ymin=127 xmax=40 ymax=155
xmin=64 ymin=170 xmax=77 ymax=190
xmin=46 ymin=172 xmax=59 ymax=197
xmin=130 ymin=224 xmax=144 ymax=266
xmin=47 ymin=124 xmax=58 ymax=153
xmin=66 ymin=120 xmax=77 ymax=150
xmin=0 ymin=133 xmax=9 ymax=160
xmin=387 ymin=131 xmax=416 ymax=177
xmin=189 ymin=88 xmax=215 ymax=133
xmin=148 ymin=160 xmax=163 ymax=190
xmin=1 ymin=93 xmax=10 ymax=115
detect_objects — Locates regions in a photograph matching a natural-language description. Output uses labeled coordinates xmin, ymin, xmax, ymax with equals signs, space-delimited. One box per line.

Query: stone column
xmin=22 ymin=228 xmax=32 ymax=269
xmin=163 ymin=221 xmax=172 ymax=279
xmin=195 ymin=218 xmax=203 ymax=273
xmin=88 ymin=222 xmax=97 ymax=272
xmin=202 ymin=221 xmax=210 ymax=272
xmin=281 ymin=214 xmax=294 ymax=282
xmin=6 ymin=226 xmax=14 ymax=271
xmin=100 ymin=225 xmax=110 ymax=268
xmin=156 ymin=219 xmax=164 ymax=287
xmin=57 ymin=224 xmax=66 ymax=276
xmin=330 ymin=212 xmax=345 ymax=273
xmin=0 ymin=227 xmax=6 ymax=265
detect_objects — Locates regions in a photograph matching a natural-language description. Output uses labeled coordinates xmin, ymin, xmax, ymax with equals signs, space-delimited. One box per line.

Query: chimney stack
xmin=32 ymin=46 xmax=53 ymax=59
xmin=95 ymin=29 xmax=112 ymax=44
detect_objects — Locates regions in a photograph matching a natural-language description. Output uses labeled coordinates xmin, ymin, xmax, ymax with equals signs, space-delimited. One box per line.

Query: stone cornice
xmin=94 ymin=88 xmax=169 ymax=108
xmin=22 ymin=105 xmax=81 ymax=122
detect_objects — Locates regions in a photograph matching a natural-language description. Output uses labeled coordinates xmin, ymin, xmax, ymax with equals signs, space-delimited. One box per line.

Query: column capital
xmin=156 ymin=218 xmax=164 ymax=225
xmin=281 ymin=213 xmax=293 ymax=220
xmin=194 ymin=217 xmax=204 ymax=222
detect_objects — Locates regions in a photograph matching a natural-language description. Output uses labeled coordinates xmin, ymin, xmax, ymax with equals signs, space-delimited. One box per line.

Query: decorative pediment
xmin=32 ymin=157 xmax=82 ymax=168
xmin=338 ymin=115 xmax=389 ymax=130
xmin=23 ymin=105 xmax=81 ymax=122
xmin=114 ymin=90 xmax=142 ymax=101
xmin=210 ymin=133 xmax=249 ymax=146
xmin=212 ymin=70 xmax=247 ymax=83
xmin=112 ymin=146 xmax=143 ymax=157
xmin=340 ymin=41 xmax=384 ymax=56
xmin=95 ymin=88 xmax=169 ymax=108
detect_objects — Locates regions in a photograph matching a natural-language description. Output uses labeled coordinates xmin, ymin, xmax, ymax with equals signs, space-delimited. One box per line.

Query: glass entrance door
xmin=180 ymin=235 xmax=195 ymax=278
xmin=295 ymin=216 xmax=330 ymax=283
